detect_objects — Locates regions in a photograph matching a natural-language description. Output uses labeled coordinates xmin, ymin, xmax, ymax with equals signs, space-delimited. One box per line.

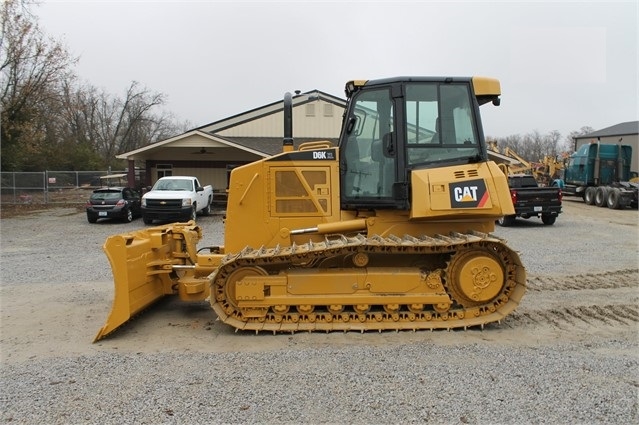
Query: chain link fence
xmin=0 ymin=170 xmax=141 ymax=204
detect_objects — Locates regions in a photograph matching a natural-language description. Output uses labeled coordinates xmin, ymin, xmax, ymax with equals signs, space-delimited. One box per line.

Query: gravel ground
xmin=2 ymin=342 xmax=636 ymax=424
xmin=1 ymin=199 xmax=638 ymax=424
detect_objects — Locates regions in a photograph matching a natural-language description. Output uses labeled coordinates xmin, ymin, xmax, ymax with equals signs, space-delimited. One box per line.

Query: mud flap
xmin=93 ymin=223 xmax=202 ymax=342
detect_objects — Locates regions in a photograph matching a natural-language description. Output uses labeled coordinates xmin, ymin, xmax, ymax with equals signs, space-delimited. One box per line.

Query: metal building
xmin=573 ymin=121 xmax=639 ymax=174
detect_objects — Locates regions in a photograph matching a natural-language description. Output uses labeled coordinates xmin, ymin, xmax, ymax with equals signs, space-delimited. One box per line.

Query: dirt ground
xmin=0 ymin=199 xmax=637 ymax=365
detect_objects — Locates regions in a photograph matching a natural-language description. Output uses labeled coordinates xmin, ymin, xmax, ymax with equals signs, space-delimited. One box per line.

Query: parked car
xmin=86 ymin=187 xmax=142 ymax=223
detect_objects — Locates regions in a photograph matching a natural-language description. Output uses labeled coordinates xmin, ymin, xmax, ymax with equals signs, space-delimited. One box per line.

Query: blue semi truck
xmin=556 ymin=142 xmax=638 ymax=209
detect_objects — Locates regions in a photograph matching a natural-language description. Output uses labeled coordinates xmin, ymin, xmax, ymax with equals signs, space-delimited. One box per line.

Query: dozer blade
xmin=94 ymin=223 xmax=201 ymax=342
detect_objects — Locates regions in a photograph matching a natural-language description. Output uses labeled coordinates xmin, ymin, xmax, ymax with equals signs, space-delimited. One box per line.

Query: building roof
xmin=196 ymin=90 xmax=346 ymax=134
xmin=116 ymin=89 xmax=346 ymax=161
xmin=115 ymin=130 xmax=268 ymax=160
xmin=576 ymin=121 xmax=639 ymax=140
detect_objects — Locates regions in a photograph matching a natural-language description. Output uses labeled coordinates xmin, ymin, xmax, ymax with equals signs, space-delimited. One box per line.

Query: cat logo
xmin=449 ymin=179 xmax=489 ymax=208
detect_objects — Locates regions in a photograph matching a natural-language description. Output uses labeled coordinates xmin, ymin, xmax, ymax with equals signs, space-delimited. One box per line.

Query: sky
xmin=35 ymin=0 xmax=638 ymax=139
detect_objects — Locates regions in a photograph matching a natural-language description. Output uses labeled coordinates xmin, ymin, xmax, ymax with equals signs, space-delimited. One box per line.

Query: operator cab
xmin=338 ymin=76 xmax=500 ymax=210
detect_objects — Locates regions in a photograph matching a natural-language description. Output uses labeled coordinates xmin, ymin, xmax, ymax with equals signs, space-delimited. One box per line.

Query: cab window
xmin=341 ymin=87 xmax=396 ymax=201
xmin=405 ymin=83 xmax=480 ymax=167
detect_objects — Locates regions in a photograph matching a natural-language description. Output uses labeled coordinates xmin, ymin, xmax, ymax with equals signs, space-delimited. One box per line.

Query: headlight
xmin=141 ymin=198 xmax=146 ymax=207
xmin=182 ymin=198 xmax=192 ymax=207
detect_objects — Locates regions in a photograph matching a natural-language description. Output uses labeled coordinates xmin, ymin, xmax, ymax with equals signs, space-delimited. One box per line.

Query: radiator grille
xmin=146 ymin=199 xmax=183 ymax=208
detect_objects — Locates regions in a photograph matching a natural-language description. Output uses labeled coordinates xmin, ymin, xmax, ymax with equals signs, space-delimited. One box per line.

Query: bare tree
xmin=546 ymin=130 xmax=562 ymax=157
xmin=114 ymin=81 xmax=165 ymax=155
xmin=491 ymin=127 xmax=589 ymax=165
xmin=82 ymin=81 xmax=167 ymax=167
xmin=53 ymin=79 xmax=184 ymax=168
xmin=565 ymin=126 xmax=595 ymax=152
xmin=1 ymin=1 xmax=184 ymax=171
xmin=1 ymin=0 xmax=77 ymax=170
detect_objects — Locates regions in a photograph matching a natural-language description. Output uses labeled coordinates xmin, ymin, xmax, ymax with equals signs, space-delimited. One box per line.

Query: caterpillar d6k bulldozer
xmin=94 ymin=76 xmax=526 ymax=341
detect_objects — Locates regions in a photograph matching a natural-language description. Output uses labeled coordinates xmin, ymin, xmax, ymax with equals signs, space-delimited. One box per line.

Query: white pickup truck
xmin=141 ymin=176 xmax=213 ymax=225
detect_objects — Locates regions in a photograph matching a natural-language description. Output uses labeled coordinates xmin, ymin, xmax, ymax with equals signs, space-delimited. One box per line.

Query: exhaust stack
xmin=283 ymin=92 xmax=294 ymax=152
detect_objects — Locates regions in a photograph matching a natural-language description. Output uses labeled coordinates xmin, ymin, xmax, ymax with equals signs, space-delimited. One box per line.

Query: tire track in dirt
xmin=526 ymin=268 xmax=639 ymax=291
xmin=503 ymin=269 xmax=639 ymax=336
xmin=507 ymin=304 xmax=639 ymax=329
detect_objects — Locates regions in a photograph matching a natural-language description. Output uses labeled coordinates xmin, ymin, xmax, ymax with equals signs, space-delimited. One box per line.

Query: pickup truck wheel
xmin=541 ymin=214 xmax=556 ymax=225
xmin=202 ymin=197 xmax=212 ymax=216
xmin=595 ymin=187 xmax=609 ymax=207
xmin=497 ymin=215 xmax=516 ymax=227
xmin=143 ymin=215 xmax=153 ymax=225
xmin=584 ymin=187 xmax=596 ymax=205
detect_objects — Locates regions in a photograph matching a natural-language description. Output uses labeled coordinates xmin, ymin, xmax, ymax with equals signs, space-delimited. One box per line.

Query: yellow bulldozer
xmin=94 ymin=76 xmax=526 ymax=341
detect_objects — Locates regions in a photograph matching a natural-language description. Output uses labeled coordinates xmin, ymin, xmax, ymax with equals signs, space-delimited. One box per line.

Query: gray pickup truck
xmin=498 ymin=174 xmax=563 ymax=226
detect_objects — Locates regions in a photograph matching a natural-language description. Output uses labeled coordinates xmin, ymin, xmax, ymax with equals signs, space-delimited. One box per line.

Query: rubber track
xmin=210 ymin=231 xmax=527 ymax=333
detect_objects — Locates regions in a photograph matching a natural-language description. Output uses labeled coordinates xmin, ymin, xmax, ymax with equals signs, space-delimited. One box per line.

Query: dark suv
xmin=86 ymin=187 xmax=142 ymax=223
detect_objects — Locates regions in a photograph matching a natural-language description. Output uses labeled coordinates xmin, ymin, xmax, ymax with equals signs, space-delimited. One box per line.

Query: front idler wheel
xmin=220 ymin=266 xmax=268 ymax=313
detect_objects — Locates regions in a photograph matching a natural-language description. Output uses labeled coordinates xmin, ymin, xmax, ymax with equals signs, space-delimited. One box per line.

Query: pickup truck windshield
xmin=508 ymin=176 xmax=539 ymax=188
xmin=154 ymin=179 xmax=193 ymax=191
